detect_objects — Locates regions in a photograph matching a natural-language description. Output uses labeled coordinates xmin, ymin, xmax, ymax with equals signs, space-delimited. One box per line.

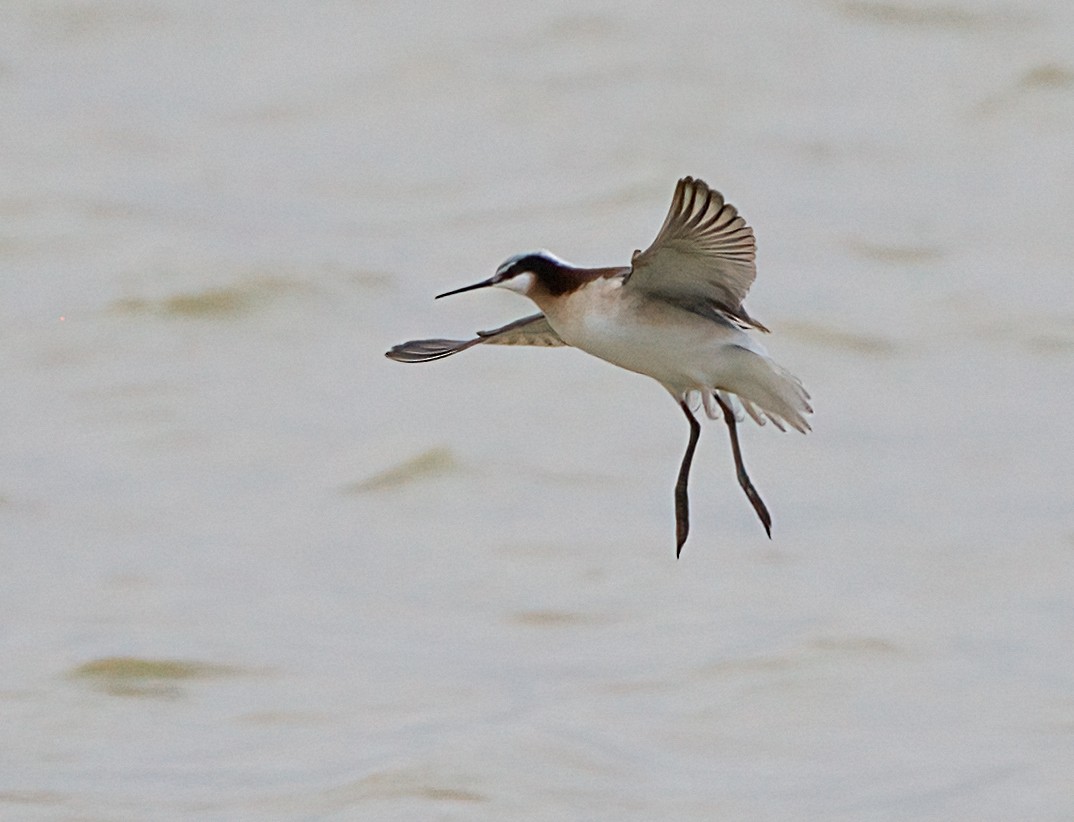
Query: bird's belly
xmin=555 ymin=305 xmax=745 ymax=391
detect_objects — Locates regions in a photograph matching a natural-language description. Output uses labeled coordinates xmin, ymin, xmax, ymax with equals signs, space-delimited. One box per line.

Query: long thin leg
xmin=713 ymin=394 xmax=772 ymax=538
xmin=675 ymin=400 xmax=702 ymax=558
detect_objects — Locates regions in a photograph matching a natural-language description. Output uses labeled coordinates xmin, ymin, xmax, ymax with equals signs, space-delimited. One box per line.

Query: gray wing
xmin=385 ymin=313 xmax=567 ymax=363
xmin=625 ymin=176 xmax=766 ymax=331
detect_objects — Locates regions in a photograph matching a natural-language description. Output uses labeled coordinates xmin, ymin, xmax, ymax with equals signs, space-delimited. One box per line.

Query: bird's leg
xmin=713 ymin=394 xmax=772 ymax=538
xmin=675 ymin=400 xmax=702 ymax=558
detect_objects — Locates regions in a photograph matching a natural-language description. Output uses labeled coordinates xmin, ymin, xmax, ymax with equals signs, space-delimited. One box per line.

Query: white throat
xmin=495 ymin=271 xmax=535 ymax=295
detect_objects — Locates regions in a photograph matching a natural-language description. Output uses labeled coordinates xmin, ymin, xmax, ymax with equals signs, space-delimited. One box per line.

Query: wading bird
xmin=386 ymin=177 xmax=811 ymax=556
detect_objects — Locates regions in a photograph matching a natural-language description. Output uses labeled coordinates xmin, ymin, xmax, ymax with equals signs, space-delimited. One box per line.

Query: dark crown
xmin=496 ymin=251 xmax=577 ymax=295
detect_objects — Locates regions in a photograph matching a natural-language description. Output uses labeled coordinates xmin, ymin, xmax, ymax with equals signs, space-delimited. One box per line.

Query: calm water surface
xmin=2 ymin=2 xmax=1073 ymax=819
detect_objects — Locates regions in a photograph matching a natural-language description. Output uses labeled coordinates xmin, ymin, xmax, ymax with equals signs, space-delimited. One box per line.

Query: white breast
xmin=543 ymin=278 xmax=748 ymax=392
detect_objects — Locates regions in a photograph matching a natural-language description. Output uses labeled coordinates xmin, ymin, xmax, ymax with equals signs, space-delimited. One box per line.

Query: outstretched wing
xmin=626 ymin=176 xmax=766 ymax=331
xmin=385 ymin=313 xmax=567 ymax=363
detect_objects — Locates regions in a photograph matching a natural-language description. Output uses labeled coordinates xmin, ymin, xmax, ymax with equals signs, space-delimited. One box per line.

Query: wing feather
xmin=386 ymin=313 xmax=567 ymax=363
xmin=626 ymin=177 xmax=765 ymax=331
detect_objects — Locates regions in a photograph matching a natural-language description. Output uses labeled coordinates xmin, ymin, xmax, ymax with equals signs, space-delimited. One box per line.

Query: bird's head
xmin=436 ymin=251 xmax=573 ymax=301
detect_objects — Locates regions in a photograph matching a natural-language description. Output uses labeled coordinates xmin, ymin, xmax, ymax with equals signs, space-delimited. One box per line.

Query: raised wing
xmin=626 ymin=176 xmax=766 ymax=331
xmin=385 ymin=313 xmax=567 ymax=363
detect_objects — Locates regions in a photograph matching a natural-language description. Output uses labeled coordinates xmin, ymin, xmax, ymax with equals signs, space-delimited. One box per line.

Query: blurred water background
xmin=2 ymin=1 xmax=1073 ymax=819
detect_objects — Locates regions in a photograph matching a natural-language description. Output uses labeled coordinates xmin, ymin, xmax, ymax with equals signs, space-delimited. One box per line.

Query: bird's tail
xmin=704 ymin=346 xmax=812 ymax=433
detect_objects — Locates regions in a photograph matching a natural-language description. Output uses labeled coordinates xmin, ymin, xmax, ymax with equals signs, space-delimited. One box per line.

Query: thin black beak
xmin=435 ymin=277 xmax=496 ymax=299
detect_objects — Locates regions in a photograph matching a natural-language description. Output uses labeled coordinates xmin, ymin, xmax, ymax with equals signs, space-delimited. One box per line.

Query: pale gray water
xmin=2 ymin=2 xmax=1073 ymax=819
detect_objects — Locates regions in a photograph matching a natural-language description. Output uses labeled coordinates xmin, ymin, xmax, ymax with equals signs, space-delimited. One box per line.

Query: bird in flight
xmin=387 ymin=176 xmax=811 ymax=556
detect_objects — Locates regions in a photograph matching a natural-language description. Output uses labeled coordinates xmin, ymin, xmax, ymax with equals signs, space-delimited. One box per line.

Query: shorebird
xmin=386 ymin=176 xmax=811 ymax=556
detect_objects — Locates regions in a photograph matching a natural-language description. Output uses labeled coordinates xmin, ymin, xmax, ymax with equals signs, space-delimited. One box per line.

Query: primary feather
xmin=627 ymin=177 xmax=767 ymax=332
xmin=386 ymin=313 xmax=566 ymax=363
